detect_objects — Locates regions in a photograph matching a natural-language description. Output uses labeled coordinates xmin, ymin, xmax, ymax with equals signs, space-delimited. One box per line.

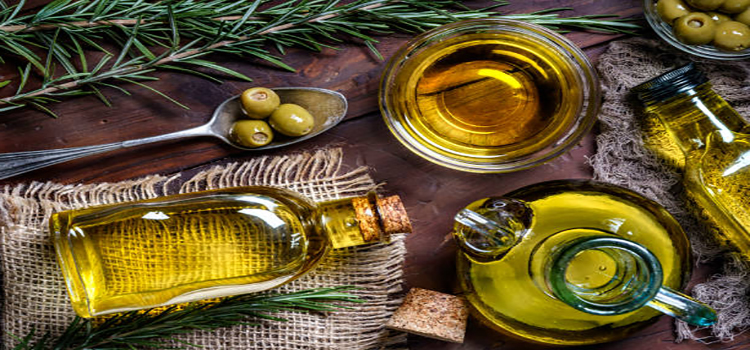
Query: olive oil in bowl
xmin=380 ymin=19 xmax=600 ymax=173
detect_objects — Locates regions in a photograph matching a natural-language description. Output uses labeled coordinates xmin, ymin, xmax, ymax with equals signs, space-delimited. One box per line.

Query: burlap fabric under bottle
xmin=0 ymin=147 xmax=408 ymax=349
xmin=591 ymin=37 xmax=750 ymax=342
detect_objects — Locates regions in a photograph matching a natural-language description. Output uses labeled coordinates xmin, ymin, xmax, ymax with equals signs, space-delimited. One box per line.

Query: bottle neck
xmin=317 ymin=194 xmax=410 ymax=249
xmin=644 ymin=83 xmax=746 ymax=154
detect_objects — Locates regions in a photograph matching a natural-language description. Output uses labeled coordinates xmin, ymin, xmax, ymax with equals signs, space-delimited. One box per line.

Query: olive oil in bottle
xmin=633 ymin=63 xmax=750 ymax=256
xmin=51 ymin=187 xmax=410 ymax=318
xmin=455 ymin=181 xmax=692 ymax=345
xmin=389 ymin=32 xmax=583 ymax=163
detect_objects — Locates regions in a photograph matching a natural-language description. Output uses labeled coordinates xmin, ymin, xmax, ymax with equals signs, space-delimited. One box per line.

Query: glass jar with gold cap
xmin=633 ymin=62 xmax=750 ymax=256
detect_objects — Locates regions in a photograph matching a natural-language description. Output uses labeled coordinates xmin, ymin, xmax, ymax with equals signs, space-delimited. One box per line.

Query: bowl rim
xmin=642 ymin=0 xmax=750 ymax=60
xmin=378 ymin=18 xmax=601 ymax=173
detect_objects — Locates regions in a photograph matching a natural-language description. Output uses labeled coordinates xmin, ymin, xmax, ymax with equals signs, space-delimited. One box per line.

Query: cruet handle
xmin=545 ymin=236 xmax=717 ymax=327
xmin=649 ymin=287 xmax=717 ymax=327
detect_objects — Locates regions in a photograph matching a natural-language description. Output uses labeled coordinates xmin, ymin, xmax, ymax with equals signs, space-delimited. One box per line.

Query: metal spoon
xmin=0 ymin=87 xmax=347 ymax=180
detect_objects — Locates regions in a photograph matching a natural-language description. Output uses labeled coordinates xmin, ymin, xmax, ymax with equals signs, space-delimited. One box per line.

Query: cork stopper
xmin=352 ymin=197 xmax=382 ymax=243
xmin=351 ymin=194 xmax=412 ymax=245
xmin=376 ymin=195 xmax=412 ymax=235
xmin=386 ymin=288 xmax=469 ymax=343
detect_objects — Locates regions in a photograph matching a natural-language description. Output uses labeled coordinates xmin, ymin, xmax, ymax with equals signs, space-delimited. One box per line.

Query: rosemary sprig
xmin=503 ymin=8 xmax=641 ymax=35
xmin=0 ymin=0 xmax=641 ymax=117
xmin=11 ymin=286 xmax=364 ymax=350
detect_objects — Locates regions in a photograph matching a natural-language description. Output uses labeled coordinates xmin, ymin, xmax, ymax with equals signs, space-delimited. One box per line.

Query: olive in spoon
xmin=0 ymin=87 xmax=347 ymax=180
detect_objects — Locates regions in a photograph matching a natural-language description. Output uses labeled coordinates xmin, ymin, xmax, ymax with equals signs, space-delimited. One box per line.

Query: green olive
xmin=658 ymin=0 xmax=691 ymax=23
xmin=230 ymin=120 xmax=274 ymax=147
xmin=719 ymin=0 xmax=750 ymax=13
xmin=713 ymin=20 xmax=750 ymax=50
xmin=736 ymin=7 xmax=750 ymax=24
xmin=708 ymin=11 xmax=732 ymax=23
xmin=240 ymin=87 xmax=280 ymax=119
xmin=686 ymin=0 xmax=725 ymax=10
xmin=674 ymin=13 xmax=717 ymax=44
xmin=269 ymin=104 xmax=315 ymax=137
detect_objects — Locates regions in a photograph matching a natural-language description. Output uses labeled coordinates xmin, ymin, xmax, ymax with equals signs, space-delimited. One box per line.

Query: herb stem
xmin=0 ymin=1 xmax=392 ymax=106
xmin=13 ymin=286 xmax=363 ymax=350
xmin=0 ymin=0 xmax=640 ymax=117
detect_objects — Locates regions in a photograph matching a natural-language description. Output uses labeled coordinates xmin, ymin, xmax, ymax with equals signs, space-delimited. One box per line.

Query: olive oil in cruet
xmin=454 ymin=180 xmax=715 ymax=345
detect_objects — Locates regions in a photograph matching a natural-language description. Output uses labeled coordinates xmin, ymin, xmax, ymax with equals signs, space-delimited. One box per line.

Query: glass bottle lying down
xmin=51 ymin=186 xmax=410 ymax=318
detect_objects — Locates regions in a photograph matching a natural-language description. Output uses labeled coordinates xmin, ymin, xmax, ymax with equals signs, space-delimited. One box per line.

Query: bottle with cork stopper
xmin=51 ymin=186 xmax=411 ymax=318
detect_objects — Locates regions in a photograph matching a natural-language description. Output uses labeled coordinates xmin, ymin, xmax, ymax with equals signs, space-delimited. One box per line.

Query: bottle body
xmin=684 ymin=132 xmax=750 ymax=253
xmin=51 ymin=187 xmax=408 ymax=318
xmin=455 ymin=181 xmax=691 ymax=345
xmin=634 ymin=63 xmax=750 ymax=256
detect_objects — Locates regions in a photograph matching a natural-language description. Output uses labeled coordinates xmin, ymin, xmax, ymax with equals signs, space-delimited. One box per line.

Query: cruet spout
xmin=452 ymin=197 xmax=532 ymax=263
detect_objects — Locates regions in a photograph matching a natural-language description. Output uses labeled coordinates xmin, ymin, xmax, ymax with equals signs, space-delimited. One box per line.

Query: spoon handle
xmin=0 ymin=124 xmax=212 ymax=180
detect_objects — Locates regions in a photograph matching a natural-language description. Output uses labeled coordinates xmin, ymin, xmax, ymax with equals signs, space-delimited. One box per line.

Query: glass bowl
xmin=643 ymin=0 xmax=750 ymax=60
xmin=378 ymin=19 xmax=600 ymax=173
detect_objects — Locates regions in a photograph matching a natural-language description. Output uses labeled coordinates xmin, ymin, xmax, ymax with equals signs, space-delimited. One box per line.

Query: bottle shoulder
xmin=54 ymin=186 xmax=319 ymax=224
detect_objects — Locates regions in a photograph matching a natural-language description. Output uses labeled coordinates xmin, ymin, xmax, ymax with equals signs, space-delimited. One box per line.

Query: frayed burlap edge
xmin=591 ymin=37 xmax=750 ymax=342
xmin=0 ymin=147 xmax=408 ymax=349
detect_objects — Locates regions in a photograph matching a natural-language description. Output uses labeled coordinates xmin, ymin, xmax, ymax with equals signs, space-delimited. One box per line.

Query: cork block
xmin=386 ymin=288 xmax=469 ymax=343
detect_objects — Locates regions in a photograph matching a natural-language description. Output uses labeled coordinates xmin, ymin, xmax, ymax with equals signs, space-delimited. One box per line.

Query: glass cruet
xmin=453 ymin=180 xmax=716 ymax=346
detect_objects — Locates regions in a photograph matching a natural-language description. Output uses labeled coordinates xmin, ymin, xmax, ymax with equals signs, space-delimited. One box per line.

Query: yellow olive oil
xmin=52 ymin=187 xmax=408 ymax=318
xmin=390 ymin=33 xmax=583 ymax=162
xmin=635 ymin=64 xmax=750 ymax=257
xmin=564 ymin=249 xmax=618 ymax=289
xmin=456 ymin=182 xmax=691 ymax=345
xmin=685 ymin=133 xmax=750 ymax=254
xmin=651 ymin=99 xmax=750 ymax=251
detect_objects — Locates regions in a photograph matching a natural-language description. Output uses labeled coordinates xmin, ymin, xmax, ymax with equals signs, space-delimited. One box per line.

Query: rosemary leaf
xmin=12 ymin=286 xmax=363 ymax=350
xmin=179 ymin=58 xmax=253 ymax=82
xmin=0 ymin=0 xmax=641 ymax=115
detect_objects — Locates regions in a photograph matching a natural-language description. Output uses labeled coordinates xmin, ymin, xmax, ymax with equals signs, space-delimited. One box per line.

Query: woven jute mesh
xmin=0 ymin=147 xmax=408 ymax=349
xmin=591 ymin=37 xmax=750 ymax=342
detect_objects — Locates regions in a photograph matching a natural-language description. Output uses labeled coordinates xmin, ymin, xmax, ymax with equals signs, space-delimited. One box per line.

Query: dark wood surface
xmin=1 ymin=0 xmax=748 ymax=348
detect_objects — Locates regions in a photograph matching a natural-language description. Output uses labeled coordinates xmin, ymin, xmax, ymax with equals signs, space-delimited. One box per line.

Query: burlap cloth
xmin=591 ymin=37 xmax=750 ymax=342
xmin=0 ymin=147 xmax=408 ymax=349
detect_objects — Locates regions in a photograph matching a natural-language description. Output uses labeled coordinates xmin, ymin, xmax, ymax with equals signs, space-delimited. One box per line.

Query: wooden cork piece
xmin=352 ymin=196 xmax=382 ymax=242
xmin=386 ymin=288 xmax=469 ymax=343
xmin=376 ymin=195 xmax=412 ymax=234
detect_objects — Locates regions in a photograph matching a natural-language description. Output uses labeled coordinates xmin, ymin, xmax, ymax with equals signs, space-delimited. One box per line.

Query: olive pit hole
xmin=251 ymin=92 xmax=268 ymax=101
xmin=252 ymin=132 xmax=269 ymax=143
xmin=688 ymin=18 xmax=705 ymax=28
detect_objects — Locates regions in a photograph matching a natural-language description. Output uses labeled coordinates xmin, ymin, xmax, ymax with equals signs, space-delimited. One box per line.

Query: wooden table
xmin=1 ymin=0 xmax=747 ymax=348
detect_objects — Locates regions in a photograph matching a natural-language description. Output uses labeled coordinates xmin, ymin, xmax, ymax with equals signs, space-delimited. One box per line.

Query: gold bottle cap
xmin=376 ymin=195 xmax=412 ymax=235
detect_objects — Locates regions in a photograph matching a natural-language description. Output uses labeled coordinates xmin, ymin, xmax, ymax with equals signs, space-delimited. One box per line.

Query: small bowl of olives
xmin=219 ymin=87 xmax=347 ymax=150
xmin=645 ymin=0 xmax=750 ymax=59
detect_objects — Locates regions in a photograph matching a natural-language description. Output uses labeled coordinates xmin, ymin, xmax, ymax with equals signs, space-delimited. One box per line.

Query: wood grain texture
xmin=0 ymin=0 xmax=747 ymax=348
